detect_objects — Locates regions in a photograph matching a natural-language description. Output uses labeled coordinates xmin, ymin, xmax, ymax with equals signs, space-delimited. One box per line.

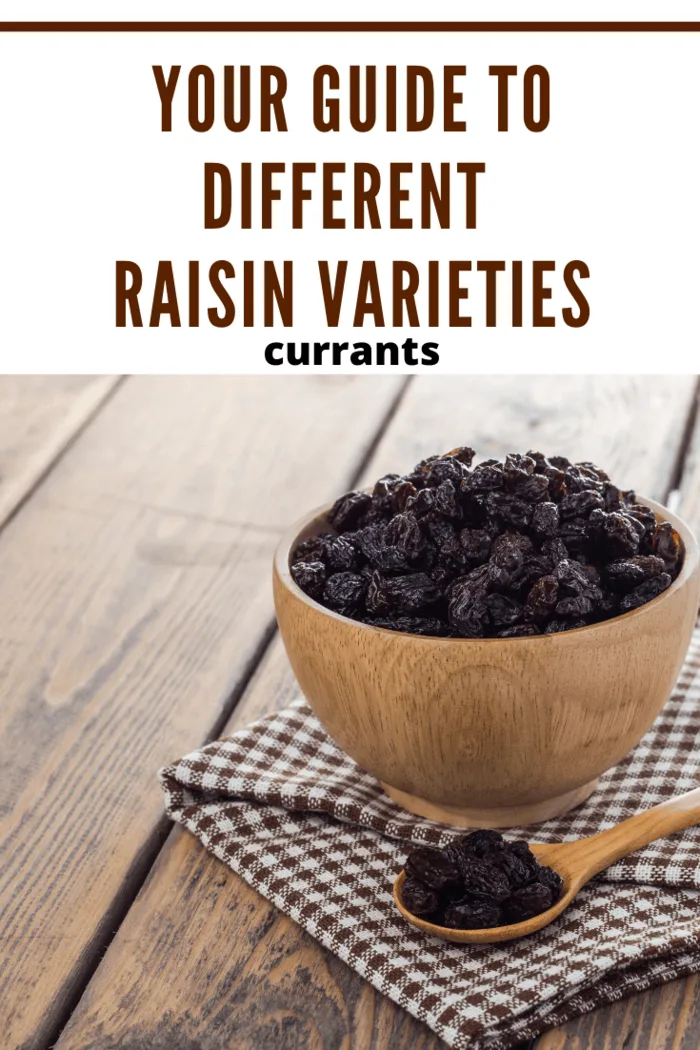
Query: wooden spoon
xmin=393 ymin=786 xmax=700 ymax=944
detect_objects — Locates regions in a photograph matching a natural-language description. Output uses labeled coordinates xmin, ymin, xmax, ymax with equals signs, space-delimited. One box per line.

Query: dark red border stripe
xmin=1 ymin=21 xmax=700 ymax=32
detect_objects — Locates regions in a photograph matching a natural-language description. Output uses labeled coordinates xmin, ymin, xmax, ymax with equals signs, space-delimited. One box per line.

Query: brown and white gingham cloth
xmin=160 ymin=627 xmax=700 ymax=1049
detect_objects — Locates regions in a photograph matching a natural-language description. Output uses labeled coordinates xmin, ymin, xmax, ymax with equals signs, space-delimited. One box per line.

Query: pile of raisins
xmin=401 ymin=830 xmax=563 ymax=929
xmin=291 ymin=447 xmax=682 ymax=638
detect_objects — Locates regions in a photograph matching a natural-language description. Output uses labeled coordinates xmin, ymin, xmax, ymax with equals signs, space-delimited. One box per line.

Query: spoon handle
xmin=571 ymin=786 xmax=700 ymax=882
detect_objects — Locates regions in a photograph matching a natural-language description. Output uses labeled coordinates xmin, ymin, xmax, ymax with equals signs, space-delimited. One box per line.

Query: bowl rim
xmin=274 ymin=494 xmax=700 ymax=644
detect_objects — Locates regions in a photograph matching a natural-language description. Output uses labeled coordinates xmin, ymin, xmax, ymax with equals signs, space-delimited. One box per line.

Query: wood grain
xmin=538 ymin=978 xmax=700 ymax=1050
xmin=57 ymin=636 xmax=438 ymax=1050
xmin=56 ymin=375 xmax=698 ymax=1050
xmin=0 ymin=375 xmax=120 ymax=527
xmin=0 ymin=375 xmax=404 ymax=1050
xmin=537 ymin=382 xmax=700 ymax=1050
xmin=675 ymin=381 xmax=700 ymax=538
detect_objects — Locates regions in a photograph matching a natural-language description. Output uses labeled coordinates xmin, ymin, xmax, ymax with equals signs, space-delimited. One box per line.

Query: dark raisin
xmin=495 ymin=624 xmax=540 ymax=637
xmin=461 ymin=464 xmax=504 ymax=494
xmin=373 ymin=473 xmax=401 ymax=499
xmin=545 ymin=466 xmax=568 ymax=501
xmin=531 ymin=501 xmax=560 ymax=538
xmin=578 ymin=461 xmax=610 ymax=483
xmin=484 ymin=592 xmax=523 ymax=626
xmin=383 ymin=512 xmax=425 ymax=563
xmin=510 ymin=472 xmax=550 ymax=503
xmin=401 ymin=877 xmax=439 ymax=917
xmin=494 ymin=849 xmax=539 ymax=891
xmin=541 ymin=537 xmax=569 ymax=567
xmin=626 ymin=503 xmax=657 ymax=541
xmin=564 ymin=464 xmax=602 ymax=495
xmin=433 ymin=479 xmax=463 ymax=520
xmin=455 ymin=857 xmax=510 ymax=903
xmin=448 ymin=563 xmax=490 ymax=600
xmin=367 ymin=571 xmax=441 ymax=615
xmin=524 ymin=575 xmax=559 ymax=622
xmin=352 ymin=523 xmax=383 ymax=564
xmin=556 ymin=595 xmax=594 ymax=618
xmin=619 ymin=573 xmax=672 ymax=612
xmin=293 ymin=534 xmax=329 ymax=564
xmin=324 ymin=536 xmax=359 ymax=572
xmin=504 ymin=452 xmax=536 ymax=477
xmin=424 ymin=457 xmax=469 ymax=488
xmin=556 ymin=559 xmax=602 ymax=601
xmin=488 ymin=535 xmax=525 ymax=591
xmin=291 ymin=560 xmax=326 ymax=600
xmin=410 ymin=454 xmax=439 ymax=479
xmin=323 ymin=572 xmax=367 ymax=616
xmin=510 ymin=840 xmax=537 ymax=861
xmin=538 ymin=865 xmax=564 ymax=904
xmin=544 ymin=618 xmax=588 ymax=633
xmin=459 ymin=527 xmax=492 ymax=566
xmin=606 ymin=555 xmax=666 ymax=592
xmin=526 ymin=450 xmax=549 ymax=472
xmin=603 ymin=483 xmax=622 ymax=511
xmin=486 ymin=492 xmax=533 ymax=530
xmin=449 ymin=595 xmax=490 ymax=638
xmin=653 ymin=521 xmax=682 ymax=573
xmin=405 ymin=848 xmax=461 ymax=890
xmin=366 ymin=616 xmax=449 ymax=637
xmin=504 ymin=882 xmax=555 ymax=923
xmin=392 ymin=480 xmax=418 ymax=513
xmin=424 ymin=514 xmax=456 ymax=548
xmin=444 ymin=445 xmax=476 ymax=467
xmin=596 ymin=588 xmax=620 ymax=618
xmin=443 ymin=899 xmax=501 ymax=930
xmin=328 ymin=490 xmax=373 ymax=532
xmin=448 ymin=568 xmax=492 ymax=637
xmin=560 ymin=490 xmax=605 ymax=519
xmin=590 ymin=508 xmax=641 ymax=558
xmin=404 ymin=488 xmax=435 ymax=517
xmin=558 ymin=519 xmax=591 ymax=555
xmin=519 ymin=554 xmax=555 ymax=593
xmin=438 ymin=535 xmax=472 ymax=576
xmin=449 ymin=829 xmax=505 ymax=860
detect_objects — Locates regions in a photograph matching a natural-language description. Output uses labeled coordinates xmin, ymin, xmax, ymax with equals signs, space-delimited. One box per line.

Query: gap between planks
xmin=0 ymin=376 xmax=126 ymax=533
xmin=38 ymin=375 xmax=413 ymax=1050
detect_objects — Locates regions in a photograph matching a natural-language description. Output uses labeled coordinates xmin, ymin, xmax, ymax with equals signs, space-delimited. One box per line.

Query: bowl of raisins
xmin=273 ymin=448 xmax=700 ymax=827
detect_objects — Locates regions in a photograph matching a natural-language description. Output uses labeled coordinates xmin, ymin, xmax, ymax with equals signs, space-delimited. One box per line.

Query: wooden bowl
xmin=273 ymin=497 xmax=700 ymax=828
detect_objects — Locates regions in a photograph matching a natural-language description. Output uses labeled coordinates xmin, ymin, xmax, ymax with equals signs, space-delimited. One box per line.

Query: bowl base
xmin=380 ymin=779 xmax=599 ymax=828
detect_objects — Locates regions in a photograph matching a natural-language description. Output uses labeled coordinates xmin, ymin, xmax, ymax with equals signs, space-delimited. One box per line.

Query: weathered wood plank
xmin=57 ymin=636 xmax=439 ymax=1050
xmin=675 ymin=380 xmax=700 ymax=537
xmin=56 ymin=375 xmax=697 ymax=1050
xmin=537 ymin=377 xmax=700 ymax=1050
xmin=0 ymin=375 xmax=120 ymax=527
xmin=0 ymin=375 xmax=404 ymax=1050
xmin=537 ymin=978 xmax=700 ymax=1050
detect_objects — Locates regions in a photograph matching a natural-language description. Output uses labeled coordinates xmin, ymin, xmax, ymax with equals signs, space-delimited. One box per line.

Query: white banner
xmin=0 ymin=10 xmax=698 ymax=372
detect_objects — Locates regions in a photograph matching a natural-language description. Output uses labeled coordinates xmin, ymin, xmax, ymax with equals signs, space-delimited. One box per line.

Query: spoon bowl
xmin=393 ymin=843 xmax=581 ymax=944
xmin=393 ymin=786 xmax=700 ymax=944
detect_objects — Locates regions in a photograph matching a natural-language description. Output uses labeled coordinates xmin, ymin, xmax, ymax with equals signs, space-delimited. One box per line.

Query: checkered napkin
xmin=160 ymin=627 xmax=700 ymax=1050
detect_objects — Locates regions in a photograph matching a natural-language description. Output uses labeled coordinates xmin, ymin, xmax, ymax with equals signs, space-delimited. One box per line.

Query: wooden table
xmin=1 ymin=374 xmax=699 ymax=1050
